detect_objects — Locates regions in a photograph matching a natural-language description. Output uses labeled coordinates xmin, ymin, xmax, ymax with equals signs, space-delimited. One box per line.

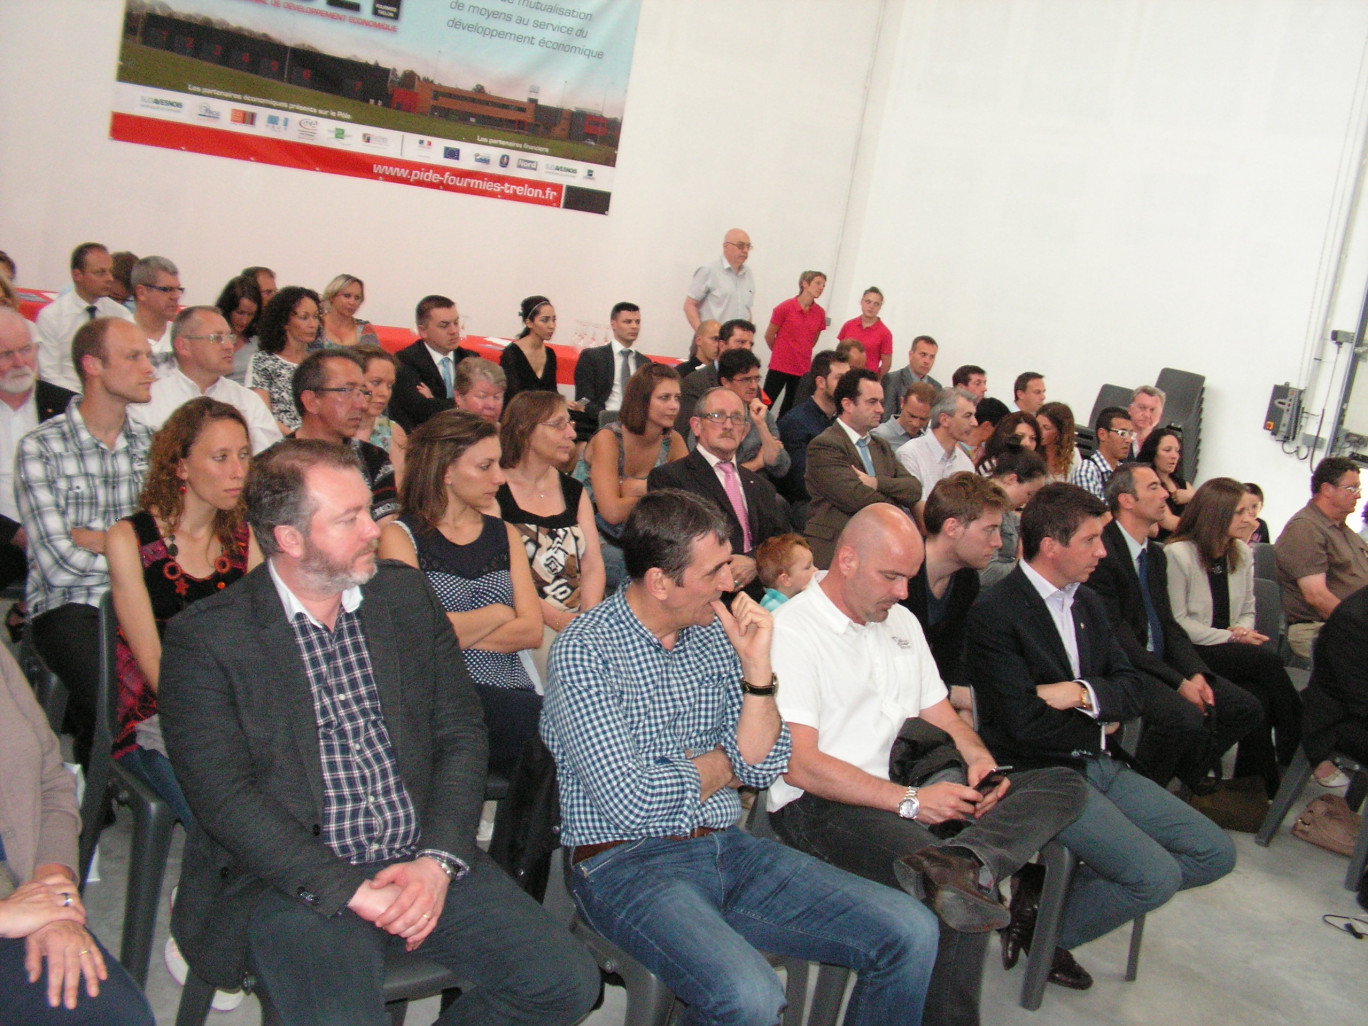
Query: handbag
xmin=1291 ymin=794 xmax=1362 ymax=857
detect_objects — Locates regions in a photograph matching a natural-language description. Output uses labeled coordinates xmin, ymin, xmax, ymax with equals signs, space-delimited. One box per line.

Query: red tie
xmin=717 ymin=461 xmax=752 ymax=552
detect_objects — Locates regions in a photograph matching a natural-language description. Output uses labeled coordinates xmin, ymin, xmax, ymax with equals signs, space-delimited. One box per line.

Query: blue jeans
xmin=1056 ymin=756 xmax=1236 ymax=950
xmin=0 ymin=932 xmax=153 ymax=1026
xmin=247 ymin=851 xmax=600 ymax=1026
xmin=570 ymin=828 xmax=938 ymax=1026
xmin=116 ymin=746 xmax=195 ymax=830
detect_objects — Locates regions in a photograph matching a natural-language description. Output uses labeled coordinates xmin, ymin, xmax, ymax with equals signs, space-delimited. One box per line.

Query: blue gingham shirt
xmin=272 ymin=564 xmax=421 ymax=865
xmin=16 ymin=402 xmax=152 ymax=616
xmin=542 ymin=589 xmax=791 ymax=847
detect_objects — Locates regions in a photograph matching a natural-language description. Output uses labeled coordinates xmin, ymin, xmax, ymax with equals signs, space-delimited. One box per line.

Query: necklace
xmin=162 ymin=526 xmax=232 ymax=598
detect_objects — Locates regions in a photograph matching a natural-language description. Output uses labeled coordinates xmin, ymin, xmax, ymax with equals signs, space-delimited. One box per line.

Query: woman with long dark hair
xmin=1035 ymin=401 xmax=1078 ymax=482
xmin=246 ymin=285 xmax=321 ymax=434
xmin=214 ymin=274 xmax=262 ymax=385
xmin=1136 ymin=427 xmax=1191 ymax=539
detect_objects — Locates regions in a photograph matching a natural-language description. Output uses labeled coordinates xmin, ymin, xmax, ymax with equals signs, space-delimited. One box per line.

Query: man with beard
xmin=0 ymin=308 xmax=76 ymax=597
xmin=157 ymin=439 xmax=600 ymax=1024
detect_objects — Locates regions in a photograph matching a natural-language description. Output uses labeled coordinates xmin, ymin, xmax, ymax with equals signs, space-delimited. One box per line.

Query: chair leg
xmin=807 ymin=964 xmax=851 ymax=1026
xmin=119 ymin=798 xmax=177 ymax=987
xmin=777 ymin=957 xmax=808 ymax=1026
xmin=1256 ymin=748 xmax=1312 ymax=846
xmin=1345 ymin=809 xmax=1368 ymax=891
xmin=1020 ymin=843 xmax=1074 ymax=1012
xmin=1345 ymin=767 xmax=1367 ymax=813
xmin=1125 ymin=914 xmax=1145 ymax=981
xmin=387 ymin=998 xmax=409 ymax=1026
xmin=174 ymin=968 xmax=217 ymax=1026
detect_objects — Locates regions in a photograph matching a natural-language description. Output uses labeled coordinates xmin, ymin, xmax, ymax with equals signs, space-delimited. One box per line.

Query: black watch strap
xmin=742 ymin=673 xmax=778 ymax=697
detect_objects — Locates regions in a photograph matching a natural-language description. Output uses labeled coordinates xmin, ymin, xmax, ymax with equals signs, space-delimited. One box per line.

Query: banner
xmin=110 ymin=0 xmax=643 ymax=214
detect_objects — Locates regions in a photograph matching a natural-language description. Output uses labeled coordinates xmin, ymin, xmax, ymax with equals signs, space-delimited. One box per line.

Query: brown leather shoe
xmin=893 ymin=846 xmax=1010 ymax=933
xmin=1000 ymin=862 xmax=1043 ymax=970
xmin=1048 ymin=947 xmax=1093 ymax=990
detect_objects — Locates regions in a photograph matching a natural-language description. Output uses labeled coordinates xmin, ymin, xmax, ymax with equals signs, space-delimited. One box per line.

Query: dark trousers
xmin=770 ymin=767 xmax=1088 ymax=1026
xmin=473 ymin=684 xmax=542 ymax=780
xmin=1133 ymin=671 xmax=1263 ymax=790
xmin=31 ymin=603 xmax=100 ymax=772
xmin=0 ymin=540 xmax=25 ymax=593
xmin=1196 ymin=641 xmax=1302 ymax=795
xmin=247 ymin=852 xmax=599 ymax=1026
xmin=763 ymin=369 xmax=803 ymax=420
xmin=0 ymin=933 xmax=154 ymax=1026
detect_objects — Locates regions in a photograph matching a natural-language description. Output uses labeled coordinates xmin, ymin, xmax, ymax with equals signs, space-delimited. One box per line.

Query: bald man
xmin=677 ymin=319 xmax=722 ymax=378
xmin=684 ymin=228 xmax=756 ymax=330
xmin=768 ymin=504 xmax=1086 ymax=1026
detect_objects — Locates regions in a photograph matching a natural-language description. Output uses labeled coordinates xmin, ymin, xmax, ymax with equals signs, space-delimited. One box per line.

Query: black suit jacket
xmin=390 ymin=340 xmax=474 ymax=431
xmin=902 ymin=563 xmax=980 ymax=686
xmin=0 ymin=381 xmax=76 ymax=544
xmin=1303 ymin=584 xmax=1368 ymax=764
xmin=159 ymin=561 xmax=488 ymax=988
xmin=574 ymin=343 xmax=651 ymax=419
xmin=966 ymin=566 xmax=1145 ymax=770
xmin=1088 ymin=520 xmax=1207 ymax=689
xmin=647 ymin=448 xmax=787 ymax=561
xmin=676 ymin=364 xmax=719 ymax=436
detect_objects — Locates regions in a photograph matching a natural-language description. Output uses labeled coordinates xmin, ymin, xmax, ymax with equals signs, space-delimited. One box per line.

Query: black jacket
xmin=902 ymin=562 xmax=980 ymax=686
xmin=1303 ymin=584 xmax=1368 ymax=764
xmin=573 ymin=343 xmax=651 ymax=420
xmin=647 ymin=448 xmax=788 ymax=562
xmin=390 ymin=340 xmax=473 ymax=431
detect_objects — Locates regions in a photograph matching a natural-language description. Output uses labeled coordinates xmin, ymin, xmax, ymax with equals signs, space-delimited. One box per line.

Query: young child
xmin=756 ymin=533 xmax=817 ymax=611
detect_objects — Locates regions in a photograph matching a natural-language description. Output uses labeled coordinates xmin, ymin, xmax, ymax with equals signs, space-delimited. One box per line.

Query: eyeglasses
xmin=698 ymin=412 xmax=749 ymax=426
xmin=1337 ymin=482 xmax=1362 ymax=495
xmin=182 ymin=333 xmax=235 ymax=346
xmin=540 ymin=417 xmax=571 ymax=430
xmin=732 ymin=374 xmax=761 ymax=384
xmin=143 ymin=284 xmax=186 ymax=297
xmin=311 ymin=385 xmax=373 ymax=400
xmin=725 ymin=241 xmax=754 ymax=251
xmin=1108 ymin=427 xmax=1136 ymax=439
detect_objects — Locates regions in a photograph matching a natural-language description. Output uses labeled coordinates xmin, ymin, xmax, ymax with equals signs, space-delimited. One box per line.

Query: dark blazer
xmin=902 ymin=563 xmax=980 ymax=686
xmin=676 ymin=364 xmax=719 ymax=436
xmin=1303 ymin=584 xmax=1368 ymax=764
xmin=159 ymin=561 xmax=488 ymax=989
xmin=391 ymin=340 xmax=473 ymax=431
xmin=966 ymin=565 xmax=1145 ymax=770
xmin=1088 ymin=520 xmax=1207 ymax=689
xmin=0 ymin=381 xmax=76 ymax=544
xmin=804 ymin=421 xmax=922 ymax=569
xmin=648 ymin=448 xmax=788 ymax=562
xmin=574 ymin=343 xmax=651 ymax=420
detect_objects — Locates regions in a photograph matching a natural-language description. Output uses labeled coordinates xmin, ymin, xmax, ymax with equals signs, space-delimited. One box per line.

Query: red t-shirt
xmin=836 ymin=316 xmax=893 ymax=370
xmin=767 ymin=297 xmax=826 ymax=375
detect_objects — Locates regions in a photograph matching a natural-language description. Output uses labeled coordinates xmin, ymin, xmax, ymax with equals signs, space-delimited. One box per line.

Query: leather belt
xmin=571 ymin=827 xmax=721 ymax=866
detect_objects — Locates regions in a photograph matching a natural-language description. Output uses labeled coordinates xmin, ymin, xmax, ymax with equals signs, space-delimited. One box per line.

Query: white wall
xmin=6 ymin=0 xmax=1368 ymax=531
xmin=834 ymin=0 xmax=1368 ymax=529
xmin=0 ymin=0 xmax=881 ymax=351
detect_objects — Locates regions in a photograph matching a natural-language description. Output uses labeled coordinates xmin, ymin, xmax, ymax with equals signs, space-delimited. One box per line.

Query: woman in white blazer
xmin=1166 ymin=478 xmax=1302 ymax=797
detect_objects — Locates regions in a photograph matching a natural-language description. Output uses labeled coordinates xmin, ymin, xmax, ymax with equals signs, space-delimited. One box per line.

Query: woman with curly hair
xmin=106 ymin=398 xmax=259 ymax=827
xmin=974 ymin=411 xmax=1040 ymax=474
xmin=1035 ymin=401 xmax=1079 ymax=482
xmin=214 ymin=274 xmax=262 ymax=385
xmin=246 ymin=285 xmax=321 ymax=433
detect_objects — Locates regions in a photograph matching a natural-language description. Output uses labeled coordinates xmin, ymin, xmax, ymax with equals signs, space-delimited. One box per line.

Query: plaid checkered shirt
xmin=15 ymin=403 xmax=152 ymax=616
xmin=288 ymin=601 xmax=421 ymax=865
xmin=1069 ymin=450 xmax=1115 ymax=501
xmin=541 ymin=588 xmax=791 ymax=848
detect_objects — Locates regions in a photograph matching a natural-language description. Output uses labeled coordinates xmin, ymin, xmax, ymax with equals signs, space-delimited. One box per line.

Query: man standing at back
xmin=18 ymin=317 xmax=154 ymax=771
xmin=837 ymin=286 xmax=894 ymax=378
xmin=159 ymin=440 xmax=599 ymax=1024
xmin=574 ymin=301 xmax=650 ymax=421
xmin=542 ymin=489 xmax=938 ymax=1025
xmin=684 ymin=228 xmax=755 ymax=331
xmin=34 ymin=242 xmax=134 ymax=391
xmin=391 ymin=295 xmax=473 ymax=431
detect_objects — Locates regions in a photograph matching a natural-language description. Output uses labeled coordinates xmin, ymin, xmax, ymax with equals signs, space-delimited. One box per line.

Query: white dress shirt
xmin=606 ymin=340 xmax=637 ymax=412
xmin=895 ymin=430 xmax=974 ymax=492
xmin=0 ymin=392 xmax=38 ymax=523
xmin=1020 ymin=560 xmax=1104 ymax=743
xmin=34 ymin=292 xmax=134 ymax=391
xmin=127 ymin=366 xmax=284 ymax=453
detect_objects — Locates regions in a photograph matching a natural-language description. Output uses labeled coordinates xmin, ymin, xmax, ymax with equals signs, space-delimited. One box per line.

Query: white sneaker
xmin=1316 ymin=767 xmax=1351 ymax=788
xmin=164 ymin=936 xmax=245 ymax=1012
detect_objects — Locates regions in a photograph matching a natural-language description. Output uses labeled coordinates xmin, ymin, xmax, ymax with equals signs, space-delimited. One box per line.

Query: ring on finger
xmin=61 ymin=895 xmax=73 ymax=907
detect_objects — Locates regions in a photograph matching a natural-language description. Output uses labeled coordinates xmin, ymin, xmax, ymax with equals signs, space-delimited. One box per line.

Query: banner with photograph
xmin=110 ymin=0 xmax=643 ymax=215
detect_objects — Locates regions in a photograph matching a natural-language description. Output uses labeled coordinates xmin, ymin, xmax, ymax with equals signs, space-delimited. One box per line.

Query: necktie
xmin=440 ymin=355 xmax=454 ymax=398
xmin=855 ymin=436 xmax=876 ymax=476
xmin=619 ymin=348 xmax=633 ymax=399
xmin=85 ymin=304 xmax=98 ymax=320
xmin=1136 ymin=547 xmax=1165 ymax=659
xmin=717 ymin=461 xmax=752 ymax=552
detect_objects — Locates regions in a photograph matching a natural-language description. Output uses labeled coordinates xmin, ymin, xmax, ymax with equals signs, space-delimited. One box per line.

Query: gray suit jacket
xmin=160 ymin=561 xmax=488 ymax=988
xmin=804 ymin=421 xmax=922 ymax=568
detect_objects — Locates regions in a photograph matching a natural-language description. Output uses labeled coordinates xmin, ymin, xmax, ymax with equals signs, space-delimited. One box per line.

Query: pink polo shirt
xmin=767 ymin=297 xmax=826 ymax=376
xmin=836 ymin=316 xmax=893 ymax=370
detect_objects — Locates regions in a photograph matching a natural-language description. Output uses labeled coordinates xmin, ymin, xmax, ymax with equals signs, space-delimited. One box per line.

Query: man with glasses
xmin=284 ymin=350 xmax=398 ymax=525
xmin=684 ymin=228 xmax=756 ymax=331
xmin=1070 ymin=407 xmax=1132 ymax=500
xmin=129 ymin=306 xmax=282 ymax=453
xmin=34 ymin=242 xmax=135 ymax=391
xmin=130 ymin=255 xmax=183 ymax=374
xmin=1275 ymin=456 xmax=1368 ymax=658
xmin=713 ymin=347 xmax=788 ymax=481
xmin=0 ymin=308 xmax=76 ymax=597
xmin=649 ymin=387 xmax=788 ymax=595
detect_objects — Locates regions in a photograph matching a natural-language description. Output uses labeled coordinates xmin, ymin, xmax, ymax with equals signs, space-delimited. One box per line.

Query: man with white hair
xmin=0 ymin=308 xmax=77 ymax=595
xmin=1126 ymin=385 xmax=1166 ymax=457
xmin=684 ymin=228 xmax=756 ymax=330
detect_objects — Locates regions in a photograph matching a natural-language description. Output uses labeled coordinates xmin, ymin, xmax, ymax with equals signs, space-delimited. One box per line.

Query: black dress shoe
xmin=893 ymin=846 xmax=1010 ymax=933
xmin=1000 ymin=862 xmax=1043 ymax=970
xmin=1048 ymin=947 xmax=1093 ymax=990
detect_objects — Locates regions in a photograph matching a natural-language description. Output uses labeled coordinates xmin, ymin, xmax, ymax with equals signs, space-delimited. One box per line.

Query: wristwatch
xmin=742 ymin=673 xmax=778 ymax=697
xmin=897 ymin=786 xmax=920 ymax=821
xmin=416 ymin=849 xmax=468 ymax=882
xmin=1077 ymin=684 xmax=1093 ymax=712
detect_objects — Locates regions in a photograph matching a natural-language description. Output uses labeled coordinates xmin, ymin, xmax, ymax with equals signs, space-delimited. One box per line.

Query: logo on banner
xmin=443 ymin=146 xmax=461 ymax=161
xmin=417 ymin=138 xmax=433 ymax=151
xmin=545 ymin=162 xmax=578 ymax=177
xmin=333 ymin=128 xmax=353 ymax=143
xmin=139 ymin=95 xmax=184 ymax=113
xmin=585 ymin=168 xmax=595 ymax=179
xmin=297 ymin=118 xmax=319 ymax=140
xmin=362 ymin=132 xmax=390 ymax=147
xmin=516 ymin=158 xmax=538 ymax=171
xmin=231 ymin=109 xmax=256 ymax=126
xmin=498 ymin=154 xmax=510 ymax=168
xmin=474 ymin=152 xmax=491 ymax=165
xmin=196 ymin=103 xmax=222 ymax=122
xmin=265 ymin=114 xmax=290 ymax=132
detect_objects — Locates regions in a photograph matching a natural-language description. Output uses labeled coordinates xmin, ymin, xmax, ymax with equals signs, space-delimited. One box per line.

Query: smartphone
xmin=975 ymin=767 xmax=1011 ymax=794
